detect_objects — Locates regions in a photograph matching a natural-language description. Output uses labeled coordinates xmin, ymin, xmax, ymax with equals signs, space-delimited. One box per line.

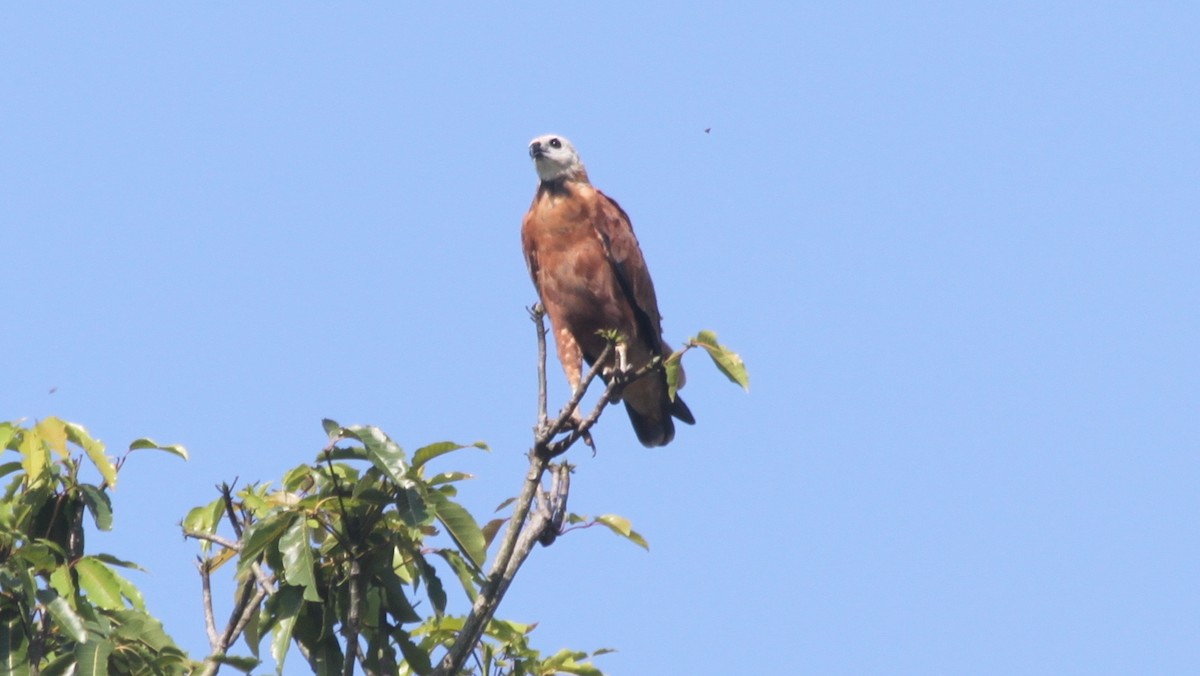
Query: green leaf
xmin=78 ymin=485 xmax=113 ymax=531
xmin=239 ymin=488 xmax=271 ymax=517
xmin=349 ymin=425 xmax=408 ymax=485
xmin=282 ymin=464 xmax=314 ymax=492
xmin=24 ymin=540 xmax=64 ymax=573
xmin=48 ymin=564 xmax=75 ymax=599
xmin=0 ymin=422 xmax=17 ymax=452
xmin=0 ymin=461 xmax=22 ymax=480
xmin=540 ymin=648 xmax=605 ymax=676
xmin=595 ymin=514 xmax=649 ymax=550
xmin=664 ymin=351 xmax=684 ymax=401
xmin=74 ymin=601 xmax=107 ymax=635
xmin=36 ymin=418 xmax=70 ymax=458
xmin=554 ymin=660 xmax=604 ymax=676
xmin=414 ymin=555 xmax=447 ymax=616
xmin=40 ymin=652 xmax=77 ymax=676
xmin=427 ymin=471 xmax=474 ymax=485
xmin=595 ymin=328 xmax=624 ymax=343
xmin=268 ymin=586 xmax=303 ymax=674
xmin=279 ymin=518 xmax=321 ymax=602
xmin=183 ymin=496 xmax=224 ymax=534
xmin=75 ymin=557 xmax=125 ymax=610
xmin=64 ymin=422 xmax=118 ymax=488
xmin=183 ymin=497 xmax=226 ymax=554
xmin=74 ymin=638 xmax=113 ymax=676
xmin=238 ymin=512 xmax=295 ymax=577
xmin=0 ymin=611 xmax=29 ymax=673
xmin=127 ymin=437 xmax=190 ymax=461
xmin=693 ymin=330 xmax=750 ymax=391
xmin=394 ymin=628 xmax=432 ymax=675
xmin=412 ymin=440 xmax=489 ymax=472
xmin=432 ymin=549 xmax=480 ymax=601
xmin=377 ymin=567 xmax=421 ymax=625
xmin=322 ymin=445 xmax=368 ymax=463
xmin=18 ymin=428 xmax=49 ymax=485
xmin=296 ymin=604 xmax=343 ymax=676
xmin=113 ymin=610 xmax=181 ymax=655
xmin=108 ymin=609 xmax=148 ymax=642
xmin=320 ymin=418 xmax=342 ymax=440
xmin=13 ymin=566 xmax=38 ymax=608
xmin=111 ymin=567 xmax=147 ymax=612
xmin=425 ymin=491 xmax=486 ymax=568
xmin=395 ymin=486 xmax=430 ymax=528
xmin=210 ymin=654 xmax=260 ymax=672
xmin=481 ymin=517 xmax=508 ymax=549
xmin=243 ymin=599 xmax=262 ymax=659
xmin=37 ymin=589 xmax=88 ymax=643
xmin=484 ymin=618 xmax=534 ymax=642
xmin=92 ymin=553 xmax=145 ymax=571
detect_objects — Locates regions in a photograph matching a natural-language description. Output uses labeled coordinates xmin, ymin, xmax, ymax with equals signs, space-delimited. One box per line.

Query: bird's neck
xmin=538 ymin=168 xmax=590 ymax=196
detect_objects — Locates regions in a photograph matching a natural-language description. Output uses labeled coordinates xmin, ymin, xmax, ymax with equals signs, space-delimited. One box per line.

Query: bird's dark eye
xmin=549 ymin=138 xmax=562 ymax=149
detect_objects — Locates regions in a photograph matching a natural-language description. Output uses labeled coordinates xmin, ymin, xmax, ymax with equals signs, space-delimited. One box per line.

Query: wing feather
xmin=591 ymin=191 xmax=667 ymax=355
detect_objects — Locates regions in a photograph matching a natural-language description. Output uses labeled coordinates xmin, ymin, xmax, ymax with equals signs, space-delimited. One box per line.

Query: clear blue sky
xmin=4 ymin=3 xmax=1197 ymax=673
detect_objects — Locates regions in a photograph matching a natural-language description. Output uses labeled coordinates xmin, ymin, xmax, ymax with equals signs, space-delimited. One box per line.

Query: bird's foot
xmin=564 ymin=410 xmax=594 ymax=450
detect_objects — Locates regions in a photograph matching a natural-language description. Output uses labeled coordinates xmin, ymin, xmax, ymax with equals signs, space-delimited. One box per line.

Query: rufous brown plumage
xmin=521 ymin=134 xmax=694 ymax=447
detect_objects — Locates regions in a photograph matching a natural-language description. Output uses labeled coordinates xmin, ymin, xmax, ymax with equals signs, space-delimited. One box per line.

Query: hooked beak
xmin=529 ymin=142 xmax=545 ymax=159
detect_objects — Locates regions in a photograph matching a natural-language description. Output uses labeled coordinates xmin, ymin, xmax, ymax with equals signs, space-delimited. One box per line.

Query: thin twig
xmin=537 ymin=341 xmax=615 ymax=450
xmin=225 ymin=588 xmax=267 ymax=651
xmin=183 ymin=529 xmax=242 ymax=551
xmin=198 ymin=558 xmax=219 ymax=650
xmin=542 ymin=358 xmax=660 ymax=458
xmin=220 ymin=481 xmax=243 ymax=539
xmin=251 ymin=562 xmax=277 ymax=595
xmin=537 ymin=462 xmax=570 ymax=546
xmin=530 ymin=304 xmax=549 ymax=430
xmin=221 ymin=579 xmax=256 ymax=647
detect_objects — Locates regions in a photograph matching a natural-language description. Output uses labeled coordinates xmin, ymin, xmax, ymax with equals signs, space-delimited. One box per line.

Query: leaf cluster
xmin=184 ymin=421 xmax=615 ymax=676
xmin=664 ymin=330 xmax=749 ymax=401
xmin=0 ymin=418 xmax=192 ymax=675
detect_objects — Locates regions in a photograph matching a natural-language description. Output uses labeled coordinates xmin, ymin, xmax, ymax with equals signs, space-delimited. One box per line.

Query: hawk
xmin=521 ymin=134 xmax=694 ymax=447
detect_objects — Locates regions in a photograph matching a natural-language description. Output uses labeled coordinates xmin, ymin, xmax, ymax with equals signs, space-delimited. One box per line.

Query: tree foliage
xmin=182 ymin=422 xmax=616 ymax=675
xmin=1 ymin=313 xmax=745 ymax=675
xmin=0 ymin=417 xmax=192 ymax=675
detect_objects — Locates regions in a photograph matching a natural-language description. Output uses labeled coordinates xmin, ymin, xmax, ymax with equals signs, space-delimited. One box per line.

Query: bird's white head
xmin=528 ymin=134 xmax=586 ymax=183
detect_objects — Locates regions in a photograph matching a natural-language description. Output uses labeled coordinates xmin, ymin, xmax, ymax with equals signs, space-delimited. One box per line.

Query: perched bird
xmin=521 ymin=134 xmax=694 ymax=447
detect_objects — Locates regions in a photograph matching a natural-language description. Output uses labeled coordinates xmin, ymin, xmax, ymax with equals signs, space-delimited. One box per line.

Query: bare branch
xmin=220 ymin=481 xmax=243 ymax=539
xmin=433 ymin=309 xmax=622 ymax=675
xmin=226 ymin=587 xmax=267 ymax=652
xmin=194 ymin=480 xmax=275 ymax=676
xmin=184 ymin=529 xmax=242 ymax=551
xmin=547 ymin=463 xmax=570 ymax=545
xmin=198 ymin=558 xmax=219 ymax=650
xmin=251 ymin=562 xmax=277 ymax=595
xmin=530 ymin=303 xmax=549 ymax=430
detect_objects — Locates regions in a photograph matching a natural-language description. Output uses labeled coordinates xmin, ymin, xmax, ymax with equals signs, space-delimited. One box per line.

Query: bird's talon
xmin=564 ymin=411 xmax=595 ymax=449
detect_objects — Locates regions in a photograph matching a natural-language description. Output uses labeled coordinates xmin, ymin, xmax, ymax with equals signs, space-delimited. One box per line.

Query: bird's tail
xmin=624 ymin=391 xmax=695 ymax=448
